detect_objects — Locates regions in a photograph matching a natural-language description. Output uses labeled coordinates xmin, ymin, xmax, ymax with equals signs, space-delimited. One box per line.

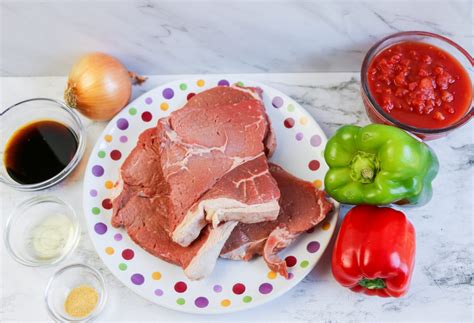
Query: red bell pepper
xmin=332 ymin=205 xmax=416 ymax=297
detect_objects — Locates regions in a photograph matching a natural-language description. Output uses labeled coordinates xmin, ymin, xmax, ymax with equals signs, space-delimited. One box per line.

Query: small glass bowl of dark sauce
xmin=0 ymin=98 xmax=85 ymax=191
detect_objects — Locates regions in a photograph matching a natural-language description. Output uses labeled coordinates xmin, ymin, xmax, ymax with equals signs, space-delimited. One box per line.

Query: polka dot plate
xmin=83 ymin=76 xmax=339 ymax=314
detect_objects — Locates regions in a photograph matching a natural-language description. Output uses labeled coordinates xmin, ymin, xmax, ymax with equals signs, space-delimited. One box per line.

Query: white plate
xmin=82 ymin=76 xmax=338 ymax=314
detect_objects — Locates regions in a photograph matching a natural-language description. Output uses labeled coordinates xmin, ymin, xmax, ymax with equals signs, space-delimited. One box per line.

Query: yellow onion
xmin=65 ymin=53 xmax=136 ymax=121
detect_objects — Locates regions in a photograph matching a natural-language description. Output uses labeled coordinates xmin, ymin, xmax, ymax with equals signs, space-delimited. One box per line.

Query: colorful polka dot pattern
xmin=174 ymin=281 xmax=187 ymax=293
xmin=141 ymin=111 xmax=152 ymax=122
xmin=284 ymin=118 xmax=295 ymax=128
xmin=307 ymin=241 xmax=321 ymax=253
xmin=232 ymin=283 xmax=246 ymax=295
xmin=272 ymin=96 xmax=283 ymax=108
xmin=162 ymin=88 xmax=174 ymax=99
xmin=92 ymin=165 xmax=104 ymax=177
xmin=160 ymin=103 xmax=169 ymax=111
xmin=85 ymin=78 xmax=333 ymax=313
xmin=122 ymin=249 xmax=134 ymax=260
xmin=221 ymin=299 xmax=231 ymax=307
xmin=285 ymin=256 xmax=297 ymax=267
xmin=110 ymin=150 xmax=122 ymax=160
xmin=131 ymin=273 xmax=144 ymax=285
xmin=277 ymin=98 xmax=325 ymax=179
xmin=308 ymin=160 xmax=321 ymax=171
xmin=117 ymin=118 xmax=129 ymax=130
xmin=102 ymin=198 xmax=112 ymax=210
xmin=267 ymin=271 xmax=277 ymax=279
xmin=243 ymin=296 xmax=252 ymax=303
xmin=194 ymin=297 xmax=209 ymax=308
xmin=259 ymin=283 xmax=273 ymax=294
xmin=94 ymin=222 xmax=107 ymax=235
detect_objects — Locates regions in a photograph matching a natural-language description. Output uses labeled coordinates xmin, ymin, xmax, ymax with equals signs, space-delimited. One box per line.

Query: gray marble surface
xmin=1 ymin=0 xmax=472 ymax=76
xmin=0 ymin=73 xmax=473 ymax=322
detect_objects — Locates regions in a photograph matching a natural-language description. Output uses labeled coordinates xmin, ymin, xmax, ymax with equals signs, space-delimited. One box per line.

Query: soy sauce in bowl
xmin=4 ymin=120 xmax=78 ymax=185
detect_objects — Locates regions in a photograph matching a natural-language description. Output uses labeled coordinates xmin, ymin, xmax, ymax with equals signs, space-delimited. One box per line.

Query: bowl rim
xmin=0 ymin=98 xmax=86 ymax=191
xmin=361 ymin=30 xmax=473 ymax=134
xmin=44 ymin=263 xmax=108 ymax=322
xmin=3 ymin=195 xmax=81 ymax=267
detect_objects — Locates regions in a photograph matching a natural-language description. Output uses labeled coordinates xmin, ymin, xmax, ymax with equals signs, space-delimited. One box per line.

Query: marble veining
xmin=0 ymin=0 xmax=472 ymax=76
xmin=0 ymin=73 xmax=472 ymax=322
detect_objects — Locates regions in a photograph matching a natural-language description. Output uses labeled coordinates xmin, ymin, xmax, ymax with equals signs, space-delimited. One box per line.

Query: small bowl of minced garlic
xmin=4 ymin=195 xmax=80 ymax=266
xmin=45 ymin=264 xmax=107 ymax=322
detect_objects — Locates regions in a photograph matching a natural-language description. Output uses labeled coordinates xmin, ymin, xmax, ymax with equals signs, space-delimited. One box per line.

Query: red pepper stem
xmin=358 ymin=278 xmax=386 ymax=289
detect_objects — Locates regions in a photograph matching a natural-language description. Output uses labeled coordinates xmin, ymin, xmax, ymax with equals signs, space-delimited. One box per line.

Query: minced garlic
xmin=64 ymin=285 xmax=98 ymax=318
xmin=30 ymin=214 xmax=73 ymax=259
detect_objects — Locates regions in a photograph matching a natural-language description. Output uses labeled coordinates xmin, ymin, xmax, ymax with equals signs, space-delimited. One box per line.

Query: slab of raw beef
xmin=156 ymin=87 xmax=279 ymax=246
xmin=111 ymin=131 xmax=280 ymax=279
xmin=111 ymin=85 xmax=281 ymax=279
xmin=181 ymin=85 xmax=276 ymax=157
xmin=175 ymin=153 xmax=280 ymax=246
xmin=112 ymin=156 xmax=282 ymax=280
xmin=112 ymin=86 xmax=279 ymax=236
xmin=220 ymin=163 xmax=334 ymax=278
xmin=111 ymin=128 xmax=236 ymax=280
xmin=117 ymin=193 xmax=238 ymax=280
xmin=111 ymin=128 xmax=165 ymax=228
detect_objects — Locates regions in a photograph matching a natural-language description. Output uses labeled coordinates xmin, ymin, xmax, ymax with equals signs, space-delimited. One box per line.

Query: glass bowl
xmin=45 ymin=264 xmax=107 ymax=322
xmin=4 ymin=195 xmax=81 ymax=267
xmin=361 ymin=31 xmax=473 ymax=140
xmin=0 ymin=98 xmax=86 ymax=190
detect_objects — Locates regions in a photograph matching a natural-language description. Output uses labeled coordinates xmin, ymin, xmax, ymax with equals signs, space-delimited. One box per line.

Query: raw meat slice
xmin=182 ymin=85 xmax=276 ymax=157
xmin=112 ymin=136 xmax=279 ymax=279
xmin=183 ymin=85 xmax=261 ymax=109
xmin=172 ymin=153 xmax=280 ymax=247
xmin=111 ymin=128 xmax=167 ymax=228
xmin=220 ymin=163 xmax=334 ymax=278
xmin=156 ymin=88 xmax=279 ymax=246
xmin=112 ymin=86 xmax=276 ymax=234
xmin=117 ymin=194 xmax=237 ymax=280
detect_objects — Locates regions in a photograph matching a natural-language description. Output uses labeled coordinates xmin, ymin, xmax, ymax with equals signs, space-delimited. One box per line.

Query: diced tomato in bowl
xmin=361 ymin=31 xmax=473 ymax=140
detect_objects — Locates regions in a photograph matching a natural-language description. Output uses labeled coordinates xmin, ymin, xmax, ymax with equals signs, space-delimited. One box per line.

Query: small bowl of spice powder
xmin=45 ymin=264 xmax=107 ymax=321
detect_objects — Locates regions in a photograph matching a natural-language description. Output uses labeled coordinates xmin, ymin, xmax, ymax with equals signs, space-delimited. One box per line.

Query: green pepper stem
xmin=349 ymin=151 xmax=380 ymax=184
xmin=359 ymin=278 xmax=386 ymax=289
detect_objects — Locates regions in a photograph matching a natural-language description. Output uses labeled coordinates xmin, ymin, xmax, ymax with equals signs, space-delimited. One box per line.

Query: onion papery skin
xmin=65 ymin=52 xmax=132 ymax=121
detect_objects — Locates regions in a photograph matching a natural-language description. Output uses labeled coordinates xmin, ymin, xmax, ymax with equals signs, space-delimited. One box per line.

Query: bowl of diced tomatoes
xmin=361 ymin=31 xmax=473 ymax=140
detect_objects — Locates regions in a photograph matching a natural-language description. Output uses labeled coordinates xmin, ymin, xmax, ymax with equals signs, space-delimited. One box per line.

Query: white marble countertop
xmin=1 ymin=1 xmax=472 ymax=76
xmin=1 ymin=73 xmax=472 ymax=322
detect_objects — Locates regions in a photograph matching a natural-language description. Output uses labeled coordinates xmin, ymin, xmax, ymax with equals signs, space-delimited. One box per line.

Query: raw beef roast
xmin=158 ymin=95 xmax=280 ymax=246
xmin=111 ymin=85 xmax=281 ymax=279
xmin=176 ymin=153 xmax=280 ymax=247
xmin=111 ymin=85 xmax=332 ymax=280
xmin=220 ymin=163 xmax=334 ymax=278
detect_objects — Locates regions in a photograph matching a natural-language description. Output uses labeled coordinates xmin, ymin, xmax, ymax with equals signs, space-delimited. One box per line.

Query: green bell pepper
xmin=324 ymin=124 xmax=439 ymax=206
